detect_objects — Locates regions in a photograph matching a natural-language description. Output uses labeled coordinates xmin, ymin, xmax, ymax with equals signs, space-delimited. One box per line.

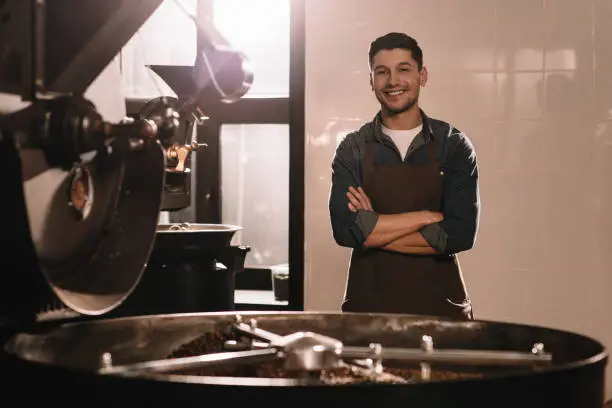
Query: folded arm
xmin=329 ymin=136 xmax=440 ymax=250
xmin=346 ymin=186 xmax=442 ymax=249
xmin=380 ymin=231 xmax=439 ymax=255
xmin=345 ymin=130 xmax=480 ymax=256
xmin=329 ymin=136 xmax=376 ymax=249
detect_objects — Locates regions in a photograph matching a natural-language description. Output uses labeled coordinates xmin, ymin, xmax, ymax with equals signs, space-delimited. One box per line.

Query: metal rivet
xmin=100 ymin=352 xmax=113 ymax=369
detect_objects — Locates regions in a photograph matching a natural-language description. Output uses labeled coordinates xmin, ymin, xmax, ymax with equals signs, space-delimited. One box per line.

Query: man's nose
xmin=387 ymin=72 xmax=400 ymax=86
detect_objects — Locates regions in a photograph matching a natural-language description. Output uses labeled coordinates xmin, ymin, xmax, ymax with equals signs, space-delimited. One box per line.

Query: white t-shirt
xmin=381 ymin=124 xmax=423 ymax=159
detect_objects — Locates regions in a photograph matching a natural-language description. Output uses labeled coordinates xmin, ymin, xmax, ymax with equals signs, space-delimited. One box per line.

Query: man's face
xmin=370 ymin=48 xmax=427 ymax=115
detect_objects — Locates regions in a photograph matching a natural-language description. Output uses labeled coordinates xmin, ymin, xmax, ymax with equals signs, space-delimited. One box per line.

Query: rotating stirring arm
xmin=97 ymin=315 xmax=553 ymax=378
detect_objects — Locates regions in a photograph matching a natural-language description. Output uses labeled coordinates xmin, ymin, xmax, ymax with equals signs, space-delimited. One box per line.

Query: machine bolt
xmin=128 ymin=138 xmax=145 ymax=151
xmin=532 ymin=342 xmax=545 ymax=355
xmin=100 ymin=352 xmax=113 ymax=369
xmin=420 ymin=335 xmax=434 ymax=381
xmin=249 ymin=319 xmax=258 ymax=330
xmin=368 ymin=342 xmax=383 ymax=374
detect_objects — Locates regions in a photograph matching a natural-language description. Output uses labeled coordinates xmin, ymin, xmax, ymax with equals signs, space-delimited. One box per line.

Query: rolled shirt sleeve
xmin=420 ymin=223 xmax=448 ymax=253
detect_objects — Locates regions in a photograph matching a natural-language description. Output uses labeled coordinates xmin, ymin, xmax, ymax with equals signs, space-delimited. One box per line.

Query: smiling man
xmin=328 ymin=32 xmax=480 ymax=320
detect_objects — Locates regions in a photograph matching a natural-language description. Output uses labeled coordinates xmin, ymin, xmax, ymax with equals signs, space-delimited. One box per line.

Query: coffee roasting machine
xmin=0 ymin=1 xmax=609 ymax=407
xmin=0 ymin=0 xmax=253 ymax=321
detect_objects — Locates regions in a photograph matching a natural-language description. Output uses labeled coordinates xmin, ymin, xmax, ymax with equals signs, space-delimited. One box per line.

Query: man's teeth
xmin=386 ymin=90 xmax=404 ymax=96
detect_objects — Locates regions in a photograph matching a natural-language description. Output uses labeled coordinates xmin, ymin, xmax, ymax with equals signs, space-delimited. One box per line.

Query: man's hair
xmin=368 ymin=32 xmax=423 ymax=70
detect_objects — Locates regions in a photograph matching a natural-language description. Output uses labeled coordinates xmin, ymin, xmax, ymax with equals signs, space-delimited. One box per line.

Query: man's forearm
xmin=363 ymin=211 xmax=439 ymax=248
xmin=383 ymin=244 xmax=439 ymax=255
xmin=381 ymin=232 xmax=440 ymax=254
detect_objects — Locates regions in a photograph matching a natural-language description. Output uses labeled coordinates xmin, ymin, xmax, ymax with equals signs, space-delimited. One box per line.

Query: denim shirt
xmin=328 ymin=109 xmax=480 ymax=254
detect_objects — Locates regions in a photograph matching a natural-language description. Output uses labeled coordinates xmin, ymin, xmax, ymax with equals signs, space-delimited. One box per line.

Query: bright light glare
xmin=213 ymin=0 xmax=290 ymax=97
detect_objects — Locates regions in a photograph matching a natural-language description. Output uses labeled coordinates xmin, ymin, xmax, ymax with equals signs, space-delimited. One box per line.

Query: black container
xmin=272 ymin=266 xmax=289 ymax=302
xmin=108 ymin=224 xmax=249 ymax=317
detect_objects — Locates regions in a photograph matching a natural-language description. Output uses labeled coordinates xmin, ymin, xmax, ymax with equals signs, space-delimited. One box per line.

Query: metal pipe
xmin=98 ymin=348 xmax=279 ymax=376
xmin=341 ymin=346 xmax=552 ymax=366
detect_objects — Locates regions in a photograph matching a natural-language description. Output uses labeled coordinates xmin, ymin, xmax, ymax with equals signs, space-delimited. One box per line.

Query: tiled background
xmin=303 ymin=0 xmax=612 ymax=396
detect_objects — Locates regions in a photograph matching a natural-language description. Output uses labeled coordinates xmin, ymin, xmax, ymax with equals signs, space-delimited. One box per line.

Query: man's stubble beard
xmin=376 ymin=88 xmax=420 ymax=116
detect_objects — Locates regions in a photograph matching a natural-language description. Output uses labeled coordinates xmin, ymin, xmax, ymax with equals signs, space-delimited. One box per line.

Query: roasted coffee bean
xmin=166 ymin=332 xmax=483 ymax=382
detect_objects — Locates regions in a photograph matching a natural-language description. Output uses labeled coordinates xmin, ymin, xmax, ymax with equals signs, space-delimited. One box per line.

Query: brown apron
xmin=341 ymin=139 xmax=473 ymax=320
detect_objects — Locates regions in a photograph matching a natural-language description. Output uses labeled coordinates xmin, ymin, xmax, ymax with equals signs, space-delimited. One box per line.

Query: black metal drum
xmin=1 ymin=311 xmax=607 ymax=407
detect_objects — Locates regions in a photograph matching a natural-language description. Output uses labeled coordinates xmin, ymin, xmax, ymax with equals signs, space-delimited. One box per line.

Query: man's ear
xmin=420 ymin=66 xmax=429 ymax=87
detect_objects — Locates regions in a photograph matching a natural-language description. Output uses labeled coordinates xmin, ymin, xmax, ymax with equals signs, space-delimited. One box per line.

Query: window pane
xmin=212 ymin=0 xmax=290 ymax=97
xmin=220 ymin=124 xmax=289 ymax=268
xmin=121 ymin=0 xmax=197 ymax=99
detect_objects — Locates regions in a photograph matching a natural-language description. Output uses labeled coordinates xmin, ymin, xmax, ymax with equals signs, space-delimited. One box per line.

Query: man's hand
xmin=347 ymin=186 xmax=373 ymax=212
